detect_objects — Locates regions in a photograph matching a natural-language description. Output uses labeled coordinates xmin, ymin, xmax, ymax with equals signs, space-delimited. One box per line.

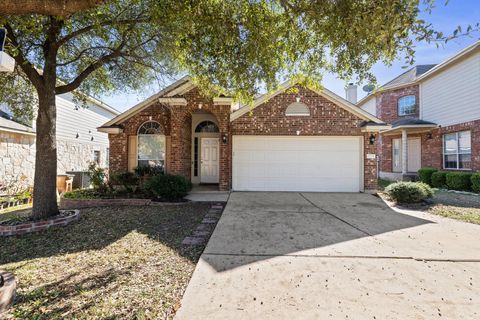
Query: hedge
xmin=471 ymin=173 xmax=480 ymax=193
xmin=446 ymin=172 xmax=473 ymax=191
xmin=417 ymin=167 xmax=437 ymax=186
xmin=431 ymin=171 xmax=448 ymax=188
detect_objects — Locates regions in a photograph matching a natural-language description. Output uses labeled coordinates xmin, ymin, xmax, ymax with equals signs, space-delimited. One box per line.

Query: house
xmin=0 ymin=93 xmax=119 ymax=188
xmin=99 ymin=79 xmax=390 ymax=192
xmin=358 ymin=40 xmax=480 ymax=180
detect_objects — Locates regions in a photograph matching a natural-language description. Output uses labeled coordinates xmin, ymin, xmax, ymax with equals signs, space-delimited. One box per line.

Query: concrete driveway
xmin=176 ymin=192 xmax=480 ymax=319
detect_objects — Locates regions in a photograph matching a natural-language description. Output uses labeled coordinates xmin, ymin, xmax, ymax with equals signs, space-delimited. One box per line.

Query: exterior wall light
xmin=426 ymin=133 xmax=433 ymax=140
xmin=222 ymin=134 xmax=228 ymax=144
xmin=369 ymin=133 xmax=376 ymax=145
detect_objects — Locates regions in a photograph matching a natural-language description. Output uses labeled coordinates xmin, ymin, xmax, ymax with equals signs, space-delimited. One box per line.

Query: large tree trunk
xmin=32 ymin=88 xmax=59 ymax=219
xmin=0 ymin=0 xmax=104 ymax=16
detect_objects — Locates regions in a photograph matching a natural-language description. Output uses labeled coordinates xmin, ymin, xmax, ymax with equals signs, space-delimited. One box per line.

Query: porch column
xmin=401 ymin=129 xmax=408 ymax=175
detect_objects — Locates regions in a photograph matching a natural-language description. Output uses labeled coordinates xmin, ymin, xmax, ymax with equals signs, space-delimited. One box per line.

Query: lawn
xmin=424 ymin=190 xmax=480 ymax=225
xmin=0 ymin=203 xmax=213 ymax=319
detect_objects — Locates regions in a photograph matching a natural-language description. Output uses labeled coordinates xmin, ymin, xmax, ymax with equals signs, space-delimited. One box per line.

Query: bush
xmin=134 ymin=165 xmax=164 ymax=177
xmin=471 ymin=172 xmax=480 ymax=193
xmin=87 ymin=162 xmax=107 ymax=191
xmin=110 ymin=171 xmax=139 ymax=193
xmin=385 ymin=181 xmax=433 ymax=203
xmin=431 ymin=171 xmax=448 ymax=188
xmin=417 ymin=167 xmax=437 ymax=186
xmin=446 ymin=172 xmax=473 ymax=191
xmin=143 ymin=174 xmax=192 ymax=201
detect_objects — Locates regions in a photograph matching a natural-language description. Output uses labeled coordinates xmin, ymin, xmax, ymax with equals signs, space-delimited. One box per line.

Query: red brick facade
xmin=376 ymin=85 xmax=419 ymax=123
xmin=374 ymin=84 xmax=480 ymax=175
xmin=109 ymin=85 xmax=379 ymax=191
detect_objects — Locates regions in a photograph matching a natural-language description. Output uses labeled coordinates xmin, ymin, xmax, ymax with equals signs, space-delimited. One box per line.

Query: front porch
xmin=380 ymin=119 xmax=438 ymax=180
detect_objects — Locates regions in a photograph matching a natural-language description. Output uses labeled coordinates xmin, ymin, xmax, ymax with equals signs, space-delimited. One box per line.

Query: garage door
xmin=232 ymin=136 xmax=362 ymax=192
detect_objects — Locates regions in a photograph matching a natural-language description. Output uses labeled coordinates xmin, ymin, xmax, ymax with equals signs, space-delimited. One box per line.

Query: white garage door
xmin=232 ymin=136 xmax=363 ymax=192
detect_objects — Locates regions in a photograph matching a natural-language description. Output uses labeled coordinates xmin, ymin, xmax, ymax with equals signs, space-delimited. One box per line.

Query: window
xmin=195 ymin=121 xmax=219 ymax=133
xmin=398 ymin=95 xmax=416 ymax=116
xmin=443 ymin=131 xmax=471 ymax=170
xmin=93 ymin=150 xmax=101 ymax=165
xmin=285 ymin=102 xmax=310 ymax=116
xmin=393 ymin=139 xmax=401 ymax=172
xmin=137 ymin=121 xmax=165 ymax=169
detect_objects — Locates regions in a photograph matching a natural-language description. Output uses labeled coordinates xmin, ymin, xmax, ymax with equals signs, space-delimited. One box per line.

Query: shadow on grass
xmin=0 ymin=203 xmax=212 ymax=266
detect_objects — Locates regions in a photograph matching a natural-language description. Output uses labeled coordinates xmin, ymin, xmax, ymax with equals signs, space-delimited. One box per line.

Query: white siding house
xmin=420 ymin=50 xmax=480 ymax=126
xmin=359 ymin=96 xmax=376 ymax=116
xmin=1 ymin=93 xmax=119 ymax=188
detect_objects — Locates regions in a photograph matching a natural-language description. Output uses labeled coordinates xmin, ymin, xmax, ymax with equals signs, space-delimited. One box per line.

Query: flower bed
xmin=0 ymin=210 xmax=79 ymax=237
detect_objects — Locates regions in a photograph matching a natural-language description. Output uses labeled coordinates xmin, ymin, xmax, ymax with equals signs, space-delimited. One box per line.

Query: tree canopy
xmin=0 ymin=0 xmax=478 ymax=218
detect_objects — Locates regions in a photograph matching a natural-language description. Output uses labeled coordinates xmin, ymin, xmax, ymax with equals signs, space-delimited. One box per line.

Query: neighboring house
xmin=99 ymin=78 xmax=389 ymax=192
xmin=358 ymin=40 xmax=480 ymax=180
xmin=0 ymin=93 xmax=119 ymax=188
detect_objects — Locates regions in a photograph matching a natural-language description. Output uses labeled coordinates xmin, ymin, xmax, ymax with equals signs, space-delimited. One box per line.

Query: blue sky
xmin=100 ymin=0 xmax=480 ymax=111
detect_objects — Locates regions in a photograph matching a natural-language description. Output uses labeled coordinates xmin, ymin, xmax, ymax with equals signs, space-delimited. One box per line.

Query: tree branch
xmin=0 ymin=0 xmax=105 ymax=16
xmin=55 ymin=42 xmax=125 ymax=94
xmin=4 ymin=23 xmax=43 ymax=89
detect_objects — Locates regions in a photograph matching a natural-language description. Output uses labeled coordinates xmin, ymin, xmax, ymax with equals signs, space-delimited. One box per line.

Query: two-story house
xmin=358 ymin=40 xmax=480 ymax=181
xmin=0 ymin=93 xmax=119 ymax=189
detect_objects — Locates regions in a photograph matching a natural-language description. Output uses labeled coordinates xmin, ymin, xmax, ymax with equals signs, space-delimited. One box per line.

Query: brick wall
xmin=379 ymin=120 xmax=480 ymax=174
xmin=376 ymin=85 xmax=419 ymax=123
xmin=231 ymin=86 xmax=378 ymax=190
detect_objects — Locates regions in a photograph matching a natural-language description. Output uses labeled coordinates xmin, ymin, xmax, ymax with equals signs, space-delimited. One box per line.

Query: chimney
xmin=345 ymin=83 xmax=357 ymax=104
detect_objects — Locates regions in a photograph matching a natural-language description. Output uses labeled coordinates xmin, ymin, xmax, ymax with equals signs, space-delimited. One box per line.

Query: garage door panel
xmin=233 ymin=136 xmax=362 ymax=192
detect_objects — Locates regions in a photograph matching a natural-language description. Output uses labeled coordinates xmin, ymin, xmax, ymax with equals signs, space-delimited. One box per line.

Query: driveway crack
xmin=299 ymin=193 xmax=372 ymax=237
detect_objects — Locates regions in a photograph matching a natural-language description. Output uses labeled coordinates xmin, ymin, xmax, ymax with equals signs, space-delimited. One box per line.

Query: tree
xmin=0 ymin=0 xmax=477 ymax=219
xmin=1 ymin=0 xmax=105 ymax=16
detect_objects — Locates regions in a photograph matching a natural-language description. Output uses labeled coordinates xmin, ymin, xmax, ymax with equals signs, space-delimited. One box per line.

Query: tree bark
xmin=32 ymin=86 xmax=59 ymax=219
xmin=0 ymin=0 xmax=104 ymax=16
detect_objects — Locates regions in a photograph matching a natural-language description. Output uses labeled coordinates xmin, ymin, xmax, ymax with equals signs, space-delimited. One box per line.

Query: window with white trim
xmin=137 ymin=121 xmax=165 ymax=169
xmin=443 ymin=131 xmax=471 ymax=170
xmin=398 ymin=95 xmax=416 ymax=116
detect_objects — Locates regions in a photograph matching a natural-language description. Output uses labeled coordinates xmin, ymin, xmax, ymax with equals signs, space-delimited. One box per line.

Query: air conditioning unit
xmin=0 ymin=52 xmax=15 ymax=72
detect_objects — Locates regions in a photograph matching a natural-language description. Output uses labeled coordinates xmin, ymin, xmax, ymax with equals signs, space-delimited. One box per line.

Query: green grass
xmin=428 ymin=204 xmax=480 ymax=225
xmin=0 ymin=203 xmax=213 ymax=319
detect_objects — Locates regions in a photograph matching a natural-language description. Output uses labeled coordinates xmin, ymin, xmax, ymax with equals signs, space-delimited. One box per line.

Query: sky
xmin=100 ymin=0 xmax=480 ymax=112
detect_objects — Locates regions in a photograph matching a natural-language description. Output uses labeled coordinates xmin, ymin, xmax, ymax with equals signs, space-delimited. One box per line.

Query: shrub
xmin=471 ymin=172 xmax=480 ymax=193
xmin=110 ymin=171 xmax=139 ymax=193
xmin=87 ymin=162 xmax=107 ymax=191
xmin=417 ymin=167 xmax=437 ymax=186
xmin=143 ymin=174 xmax=192 ymax=201
xmin=431 ymin=171 xmax=448 ymax=188
xmin=385 ymin=181 xmax=433 ymax=203
xmin=134 ymin=165 xmax=164 ymax=177
xmin=446 ymin=172 xmax=473 ymax=191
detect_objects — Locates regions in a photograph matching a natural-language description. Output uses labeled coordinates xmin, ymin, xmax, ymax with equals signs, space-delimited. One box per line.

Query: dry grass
xmin=0 ymin=203 xmax=212 ymax=319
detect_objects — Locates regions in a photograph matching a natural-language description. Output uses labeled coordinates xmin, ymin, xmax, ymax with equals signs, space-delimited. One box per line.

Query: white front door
xmin=200 ymin=138 xmax=219 ymax=183
xmin=232 ymin=136 xmax=362 ymax=192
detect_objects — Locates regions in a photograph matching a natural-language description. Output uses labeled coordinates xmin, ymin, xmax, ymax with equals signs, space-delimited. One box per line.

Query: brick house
xmin=358 ymin=40 xmax=480 ymax=180
xmin=99 ymin=79 xmax=389 ymax=192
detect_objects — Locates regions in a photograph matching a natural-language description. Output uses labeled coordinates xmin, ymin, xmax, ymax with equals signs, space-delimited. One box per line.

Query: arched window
xmin=285 ymin=102 xmax=310 ymax=116
xmin=398 ymin=95 xmax=416 ymax=116
xmin=137 ymin=121 xmax=165 ymax=169
xmin=195 ymin=120 xmax=219 ymax=133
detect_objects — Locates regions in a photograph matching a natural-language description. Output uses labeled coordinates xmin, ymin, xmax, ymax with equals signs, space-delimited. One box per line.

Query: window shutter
xmin=165 ymin=136 xmax=171 ymax=174
xmin=128 ymin=135 xmax=138 ymax=172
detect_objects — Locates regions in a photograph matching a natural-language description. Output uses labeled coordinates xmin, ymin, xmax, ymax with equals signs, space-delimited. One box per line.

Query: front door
xmin=200 ymin=138 xmax=219 ymax=183
xmin=392 ymin=138 xmax=421 ymax=173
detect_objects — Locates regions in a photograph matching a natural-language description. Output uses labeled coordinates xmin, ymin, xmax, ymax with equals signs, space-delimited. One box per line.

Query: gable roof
xmin=101 ymin=76 xmax=190 ymax=127
xmin=230 ymin=80 xmax=384 ymax=123
xmin=358 ymin=40 xmax=480 ymax=107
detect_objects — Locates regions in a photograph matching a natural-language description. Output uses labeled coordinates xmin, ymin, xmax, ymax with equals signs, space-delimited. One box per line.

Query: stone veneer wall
xmin=0 ymin=132 xmax=36 ymax=186
xmin=1 ymin=131 xmax=109 ymax=189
